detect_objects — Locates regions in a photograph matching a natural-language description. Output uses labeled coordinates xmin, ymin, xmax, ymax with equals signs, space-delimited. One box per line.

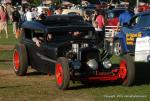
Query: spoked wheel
xmin=119 ymin=54 xmax=135 ymax=86
xmin=13 ymin=44 xmax=28 ymax=76
xmin=114 ymin=40 xmax=123 ymax=56
xmin=55 ymin=57 xmax=70 ymax=90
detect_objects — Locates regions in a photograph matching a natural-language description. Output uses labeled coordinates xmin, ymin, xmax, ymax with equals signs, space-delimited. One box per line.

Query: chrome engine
xmin=66 ymin=43 xmax=100 ymax=71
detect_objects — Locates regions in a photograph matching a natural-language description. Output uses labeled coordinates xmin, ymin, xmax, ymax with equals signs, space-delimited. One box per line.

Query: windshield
xmin=47 ymin=30 xmax=94 ymax=42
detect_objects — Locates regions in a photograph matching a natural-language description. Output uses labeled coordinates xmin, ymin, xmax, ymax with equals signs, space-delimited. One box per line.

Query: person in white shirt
xmin=25 ymin=8 xmax=34 ymax=21
xmin=32 ymin=7 xmax=39 ymax=20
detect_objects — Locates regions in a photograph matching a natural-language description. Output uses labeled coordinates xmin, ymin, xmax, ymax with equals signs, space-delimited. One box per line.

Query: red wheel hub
xmin=119 ymin=60 xmax=127 ymax=80
xmin=13 ymin=50 xmax=20 ymax=71
xmin=56 ymin=63 xmax=63 ymax=86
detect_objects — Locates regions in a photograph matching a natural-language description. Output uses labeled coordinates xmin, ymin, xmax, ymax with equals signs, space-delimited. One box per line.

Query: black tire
xmin=120 ymin=54 xmax=135 ymax=86
xmin=114 ymin=39 xmax=123 ymax=56
xmin=55 ymin=57 xmax=70 ymax=90
xmin=13 ymin=44 xmax=28 ymax=76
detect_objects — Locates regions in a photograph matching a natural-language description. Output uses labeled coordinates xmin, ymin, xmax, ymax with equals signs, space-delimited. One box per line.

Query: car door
xmin=123 ymin=14 xmax=145 ymax=53
xmin=30 ymin=40 xmax=51 ymax=73
xmin=24 ymin=30 xmax=54 ymax=73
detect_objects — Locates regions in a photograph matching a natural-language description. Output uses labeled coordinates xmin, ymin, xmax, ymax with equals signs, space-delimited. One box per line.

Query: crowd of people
xmin=0 ymin=1 xmax=137 ymax=39
xmin=0 ymin=3 xmax=63 ymax=39
xmin=0 ymin=5 xmax=8 ymax=38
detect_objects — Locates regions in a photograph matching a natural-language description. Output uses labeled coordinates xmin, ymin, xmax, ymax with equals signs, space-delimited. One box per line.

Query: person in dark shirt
xmin=38 ymin=9 xmax=47 ymax=20
xmin=32 ymin=33 xmax=52 ymax=47
xmin=12 ymin=7 xmax=21 ymax=35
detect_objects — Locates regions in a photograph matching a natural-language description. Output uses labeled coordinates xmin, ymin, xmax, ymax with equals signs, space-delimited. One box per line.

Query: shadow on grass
xmin=23 ymin=63 xmax=150 ymax=90
xmin=26 ymin=71 xmax=47 ymax=76
xmin=68 ymin=81 xmax=121 ymax=90
xmin=0 ymin=85 xmax=31 ymax=89
xmin=0 ymin=59 xmax=12 ymax=63
xmin=134 ymin=62 xmax=150 ymax=85
xmin=68 ymin=64 xmax=121 ymax=90
xmin=68 ymin=63 xmax=150 ymax=90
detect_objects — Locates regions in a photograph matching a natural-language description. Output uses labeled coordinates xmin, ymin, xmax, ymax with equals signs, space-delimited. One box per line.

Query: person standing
xmin=0 ymin=5 xmax=8 ymax=38
xmin=95 ymin=10 xmax=105 ymax=31
xmin=116 ymin=8 xmax=133 ymax=31
xmin=25 ymin=8 xmax=34 ymax=21
xmin=32 ymin=7 xmax=40 ymax=20
xmin=38 ymin=9 xmax=47 ymax=20
xmin=55 ymin=7 xmax=63 ymax=15
xmin=12 ymin=7 xmax=21 ymax=35
xmin=84 ymin=11 xmax=92 ymax=24
xmin=94 ymin=10 xmax=105 ymax=47
xmin=6 ymin=3 xmax=13 ymax=24
xmin=19 ymin=6 xmax=25 ymax=23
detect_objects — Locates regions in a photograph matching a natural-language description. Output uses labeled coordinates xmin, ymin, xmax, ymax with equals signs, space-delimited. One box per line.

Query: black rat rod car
xmin=13 ymin=15 xmax=135 ymax=90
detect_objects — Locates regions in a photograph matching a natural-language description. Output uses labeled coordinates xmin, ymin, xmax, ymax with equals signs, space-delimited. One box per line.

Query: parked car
xmin=114 ymin=10 xmax=150 ymax=58
xmin=62 ymin=9 xmax=84 ymax=16
xmin=112 ymin=11 xmax=150 ymax=85
xmin=13 ymin=15 xmax=135 ymax=90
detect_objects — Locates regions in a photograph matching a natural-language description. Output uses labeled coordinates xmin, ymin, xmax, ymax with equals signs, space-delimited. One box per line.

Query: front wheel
xmin=119 ymin=54 xmax=135 ymax=86
xmin=55 ymin=57 xmax=70 ymax=90
xmin=114 ymin=39 xmax=123 ymax=56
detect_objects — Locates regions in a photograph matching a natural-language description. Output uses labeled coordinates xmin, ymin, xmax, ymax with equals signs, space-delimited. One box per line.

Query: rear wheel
xmin=13 ymin=44 xmax=28 ymax=76
xmin=119 ymin=54 xmax=135 ymax=86
xmin=55 ymin=57 xmax=70 ymax=90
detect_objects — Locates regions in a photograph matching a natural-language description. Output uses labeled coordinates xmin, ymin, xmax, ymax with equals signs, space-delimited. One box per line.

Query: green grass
xmin=0 ymin=24 xmax=150 ymax=101
xmin=0 ymin=50 xmax=13 ymax=60
xmin=0 ymin=24 xmax=18 ymax=45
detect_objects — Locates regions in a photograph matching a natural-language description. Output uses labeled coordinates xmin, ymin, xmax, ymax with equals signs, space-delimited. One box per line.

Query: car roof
xmin=21 ymin=15 xmax=94 ymax=33
xmin=21 ymin=21 xmax=45 ymax=31
xmin=130 ymin=10 xmax=150 ymax=19
xmin=136 ymin=10 xmax=150 ymax=16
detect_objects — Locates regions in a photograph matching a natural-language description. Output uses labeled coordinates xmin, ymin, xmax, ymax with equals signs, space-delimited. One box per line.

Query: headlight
xmin=87 ymin=59 xmax=98 ymax=70
xmin=102 ymin=59 xmax=112 ymax=69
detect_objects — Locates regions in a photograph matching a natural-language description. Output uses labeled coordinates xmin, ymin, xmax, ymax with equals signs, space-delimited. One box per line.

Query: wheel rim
xmin=13 ymin=50 xmax=20 ymax=71
xmin=119 ymin=60 xmax=127 ymax=80
xmin=56 ymin=63 xmax=63 ymax=86
xmin=114 ymin=42 xmax=122 ymax=56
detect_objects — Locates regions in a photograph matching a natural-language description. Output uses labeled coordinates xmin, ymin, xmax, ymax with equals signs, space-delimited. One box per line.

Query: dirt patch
xmin=0 ymin=65 xmax=150 ymax=101
xmin=0 ymin=45 xmax=14 ymax=51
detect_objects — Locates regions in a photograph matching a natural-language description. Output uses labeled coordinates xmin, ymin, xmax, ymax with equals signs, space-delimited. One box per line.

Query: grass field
xmin=0 ymin=24 xmax=18 ymax=45
xmin=0 ymin=25 xmax=150 ymax=101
